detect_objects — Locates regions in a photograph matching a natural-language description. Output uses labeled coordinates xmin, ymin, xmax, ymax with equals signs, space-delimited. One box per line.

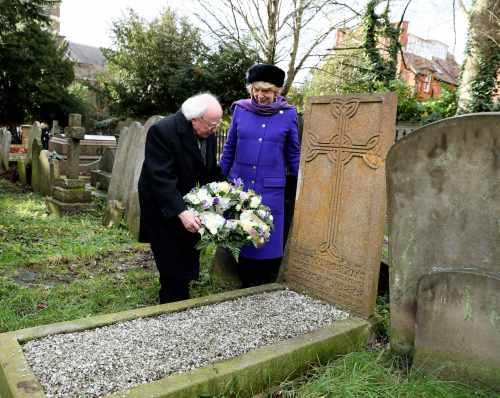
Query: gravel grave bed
xmin=23 ymin=290 xmax=350 ymax=398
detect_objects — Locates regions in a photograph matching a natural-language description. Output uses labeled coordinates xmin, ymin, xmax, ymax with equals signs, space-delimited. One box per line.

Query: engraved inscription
xmin=286 ymin=248 xmax=367 ymax=314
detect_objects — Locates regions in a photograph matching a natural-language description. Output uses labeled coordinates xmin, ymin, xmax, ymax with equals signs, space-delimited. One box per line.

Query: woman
xmin=220 ymin=64 xmax=301 ymax=287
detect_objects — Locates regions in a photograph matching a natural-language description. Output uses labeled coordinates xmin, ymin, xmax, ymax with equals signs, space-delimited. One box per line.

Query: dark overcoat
xmin=138 ymin=111 xmax=220 ymax=280
xmin=220 ymin=105 xmax=300 ymax=259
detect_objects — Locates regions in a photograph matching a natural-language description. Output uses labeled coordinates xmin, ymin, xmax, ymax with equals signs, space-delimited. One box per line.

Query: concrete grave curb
xmin=0 ymin=284 xmax=372 ymax=398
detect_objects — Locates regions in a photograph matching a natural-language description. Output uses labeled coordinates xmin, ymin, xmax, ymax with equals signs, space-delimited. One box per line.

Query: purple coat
xmin=220 ymin=104 xmax=300 ymax=259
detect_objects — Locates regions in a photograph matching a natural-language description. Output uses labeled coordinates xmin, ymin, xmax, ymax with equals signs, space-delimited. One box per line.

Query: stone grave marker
xmin=105 ymin=116 xmax=162 ymax=236
xmin=30 ymin=139 xmax=43 ymax=193
xmin=46 ymin=114 xmax=92 ymax=215
xmin=127 ymin=116 xmax=163 ymax=238
xmin=414 ymin=271 xmax=500 ymax=390
xmin=49 ymin=134 xmax=116 ymax=176
xmin=27 ymin=122 xmax=42 ymax=163
xmin=282 ymin=93 xmax=397 ymax=318
xmin=106 ymin=122 xmax=140 ymax=206
xmin=386 ymin=113 xmax=500 ymax=354
xmin=0 ymin=128 xmax=11 ymax=171
xmin=90 ymin=147 xmax=116 ymax=191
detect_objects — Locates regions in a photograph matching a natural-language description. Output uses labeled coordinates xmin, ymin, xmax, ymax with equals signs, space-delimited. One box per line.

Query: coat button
xmin=279 ymin=110 xmax=284 ymax=114
xmin=258 ymin=137 xmax=263 ymax=142
xmin=252 ymin=165 xmax=256 ymax=169
xmin=262 ymin=124 xmax=266 ymax=128
xmin=251 ymin=180 xmax=255 ymax=184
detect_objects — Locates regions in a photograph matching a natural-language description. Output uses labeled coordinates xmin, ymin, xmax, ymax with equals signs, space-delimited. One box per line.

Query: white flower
xmin=200 ymin=212 xmax=226 ymax=235
xmin=208 ymin=182 xmax=220 ymax=193
xmin=197 ymin=188 xmax=212 ymax=203
xmin=239 ymin=191 xmax=249 ymax=201
xmin=225 ymin=220 xmax=238 ymax=230
xmin=218 ymin=181 xmax=231 ymax=194
xmin=184 ymin=192 xmax=200 ymax=205
xmin=249 ymin=195 xmax=261 ymax=208
xmin=217 ymin=197 xmax=232 ymax=210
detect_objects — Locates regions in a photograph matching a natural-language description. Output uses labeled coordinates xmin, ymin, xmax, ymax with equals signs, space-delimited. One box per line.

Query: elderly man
xmin=138 ymin=93 xmax=223 ymax=303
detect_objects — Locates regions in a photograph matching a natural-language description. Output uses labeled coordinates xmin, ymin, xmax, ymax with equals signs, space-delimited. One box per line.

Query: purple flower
xmin=202 ymin=199 xmax=212 ymax=209
xmin=213 ymin=197 xmax=220 ymax=205
xmin=232 ymin=177 xmax=243 ymax=187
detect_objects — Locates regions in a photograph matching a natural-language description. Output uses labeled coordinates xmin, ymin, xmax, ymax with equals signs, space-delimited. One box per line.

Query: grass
xmin=0 ymin=180 xmax=134 ymax=268
xmin=0 ymin=178 xmax=498 ymax=397
xmin=276 ymin=350 xmax=498 ymax=398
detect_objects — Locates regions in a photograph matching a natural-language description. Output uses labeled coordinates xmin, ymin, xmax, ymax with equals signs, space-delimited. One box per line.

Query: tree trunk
xmin=456 ymin=0 xmax=500 ymax=113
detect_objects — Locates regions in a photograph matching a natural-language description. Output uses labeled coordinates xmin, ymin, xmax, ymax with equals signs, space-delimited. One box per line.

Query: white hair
xmin=181 ymin=93 xmax=220 ymax=120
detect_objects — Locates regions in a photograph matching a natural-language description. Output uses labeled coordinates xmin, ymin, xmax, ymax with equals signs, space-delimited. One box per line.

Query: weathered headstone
xmin=20 ymin=124 xmax=31 ymax=146
xmin=0 ymin=128 xmax=11 ymax=171
xmin=31 ymin=139 xmax=43 ymax=193
xmin=282 ymin=93 xmax=397 ymax=318
xmin=386 ymin=113 xmax=500 ymax=354
xmin=127 ymin=116 xmax=163 ymax=238
xmin=105 ymin=116 xmax=162 ymax=237
xmin=46 ymin=114 xmax=92 ymax=215
xmin=414 ymin=271 xmax=500 ymax=390
xmin=27 ymin=122 xmax=42 ymax=163
xmin=90 ymin=147 xmax=116 ymax=191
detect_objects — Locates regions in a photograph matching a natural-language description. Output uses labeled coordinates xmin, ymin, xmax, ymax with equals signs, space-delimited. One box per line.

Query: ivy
xmin=469 ymin=42 xmax=500 ymax=112
xmin=362 ymin=0 xmax=401 ymax=88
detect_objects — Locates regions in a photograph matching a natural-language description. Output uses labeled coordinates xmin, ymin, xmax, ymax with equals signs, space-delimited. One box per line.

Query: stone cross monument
xmin=65 ymin=113 xmax=85 ymax=179
xmin=46 ymin=114 xmax=92 ymax=215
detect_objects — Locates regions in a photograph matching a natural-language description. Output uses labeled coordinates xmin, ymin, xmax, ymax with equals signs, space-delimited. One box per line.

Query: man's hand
xmin=178 ymin=210 xmax=201 ymax=233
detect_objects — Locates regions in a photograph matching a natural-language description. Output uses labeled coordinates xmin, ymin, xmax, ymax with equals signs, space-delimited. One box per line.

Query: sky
xmin=60 ymin=0 xmax=470 ymax=77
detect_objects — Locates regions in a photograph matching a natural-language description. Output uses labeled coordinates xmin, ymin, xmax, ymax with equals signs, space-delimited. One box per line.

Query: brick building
xmin=335 ymin=21 xmax=460 ymax=100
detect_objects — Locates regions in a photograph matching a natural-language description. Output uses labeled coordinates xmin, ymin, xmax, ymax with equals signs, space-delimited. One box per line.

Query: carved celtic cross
xmin=304 ymin=99 xmax=382 ymax=261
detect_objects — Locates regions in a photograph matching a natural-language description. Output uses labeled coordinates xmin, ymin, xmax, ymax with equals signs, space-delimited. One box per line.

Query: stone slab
xmin=45 ymin=197 xmax=93 ymax=216
xmin=52 ymin=186 xmax=92 ymax=203
xmin=49 ymin=135 xmax=117 ymax=157
xmin=386 ymin=113 xmax=500 ymax=354
xmin=282 ymin=93 xmax=397 ymax=318
xmin=53 ymin=178 xmax=86 ymax=189
xmin=414 ymin=271 xmax=500 ymax=391
xmin=90 ymin=170 xmax=112 ymax=191
xmin=0 ymin=284 xmax=371 ymax=398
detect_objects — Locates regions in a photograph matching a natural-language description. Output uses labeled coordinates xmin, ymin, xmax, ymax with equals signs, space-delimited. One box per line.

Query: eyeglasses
xmin=201 ymin=116 xmax=222 ymax=129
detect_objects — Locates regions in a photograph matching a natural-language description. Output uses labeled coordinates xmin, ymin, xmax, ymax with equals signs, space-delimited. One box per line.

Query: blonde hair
xmin=246 ymin=81 xmax=282 ymax=96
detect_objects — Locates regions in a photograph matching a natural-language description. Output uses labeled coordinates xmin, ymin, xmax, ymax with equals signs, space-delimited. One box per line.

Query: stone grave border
xmin=0 ymin=284 xmax=371 ymax=398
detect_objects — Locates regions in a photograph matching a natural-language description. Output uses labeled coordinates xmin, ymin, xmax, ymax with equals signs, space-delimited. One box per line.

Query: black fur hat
xmin=246 ymin=64 xmax=285 ymax=88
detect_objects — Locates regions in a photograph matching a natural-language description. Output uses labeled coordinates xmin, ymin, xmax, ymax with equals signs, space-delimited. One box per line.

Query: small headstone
xmin=414 ymin=271 xmax=500 ymax=391
xmin=27 ymin=122 xmax=42 ymax=163
xmin=387 ymin=113 xmax=500 ymax=354
xmin=20 ymin=124 xmax=31 ymax=146
xmin=31 ymin=140 xmax=43 ymax=193
xmin=282 ymin=93 xmax=397 ymax=318
xmin=90 ymin=147 xmax=116 ymax=191
xmin=51 ymin=120 xmax=60 ymax=137
xmin=0 ymin=128 xmax=11 ymax=171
